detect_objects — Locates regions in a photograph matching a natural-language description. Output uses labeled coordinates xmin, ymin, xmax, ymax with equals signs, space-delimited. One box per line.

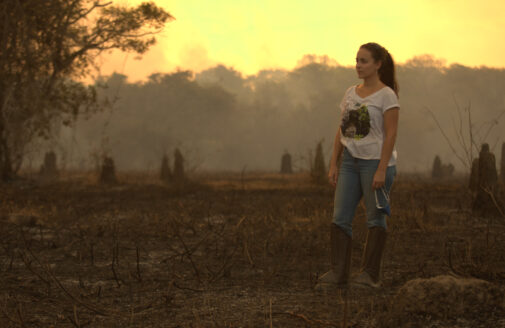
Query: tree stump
xmin=431 ymin=155 xmax=442 ymax=178
xmin=172 ymin=148 xmax=185 ymax=184
xmin=39 ymin=151 xmax=58 ymax=179
xmin=280 ymin=152 xmax=292 ymax=174
xmin=472 ymin=143 xmax=499 ymax=215
xmin=441 ymin=163 xmax=454 ymax=177
xmin=160 ymin=154 xmax=172 ymax=183
xmin=100 ymin=156 xmax=117 ymax=184
xmin=311 ymin=141 xmax=326 ymax=185
xmin=432 ymin=155 xmax=454 ymax=179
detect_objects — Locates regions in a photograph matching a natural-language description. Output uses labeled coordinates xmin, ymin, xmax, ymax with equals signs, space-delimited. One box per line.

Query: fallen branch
xmin=172 ymin=281 xmax=204 ymax=293
xmin=135 ymin=245 xmax=142 ymax=282
xmin=274 ymin=311 xmax=339 ymax=327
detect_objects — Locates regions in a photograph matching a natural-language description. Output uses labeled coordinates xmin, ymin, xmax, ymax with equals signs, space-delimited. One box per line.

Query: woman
xmin=316 ymin=42 xmax=400 ymax=289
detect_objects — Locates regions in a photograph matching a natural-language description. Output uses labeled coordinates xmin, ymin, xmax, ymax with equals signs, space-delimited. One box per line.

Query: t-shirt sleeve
xmin=339 ymin=86 xmax=353 ymax=113
xmin=382 ymin=89 xmax=400 ymax=112
xmin=339 ymin=95 xmax=346 ymax=113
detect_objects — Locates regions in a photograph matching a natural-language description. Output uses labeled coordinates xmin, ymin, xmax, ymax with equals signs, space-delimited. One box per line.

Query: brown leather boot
xmin=353 ymin=226 xmax=387 ymax=288
xmin=315 ymin=224 xmax=352 ymax=290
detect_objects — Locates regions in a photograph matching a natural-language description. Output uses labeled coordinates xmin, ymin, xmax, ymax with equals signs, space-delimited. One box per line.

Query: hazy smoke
xmin=50 ymin=55 xmax=505 ymax=173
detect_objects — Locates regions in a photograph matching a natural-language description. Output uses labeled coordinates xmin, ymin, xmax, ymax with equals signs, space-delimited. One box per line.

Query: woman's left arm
xmin=372 ymin=107 xmax=399 ymax=189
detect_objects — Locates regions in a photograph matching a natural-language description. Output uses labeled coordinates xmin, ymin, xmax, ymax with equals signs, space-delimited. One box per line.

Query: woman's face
xmin=356 ymin=47 xmax=381 ymax=80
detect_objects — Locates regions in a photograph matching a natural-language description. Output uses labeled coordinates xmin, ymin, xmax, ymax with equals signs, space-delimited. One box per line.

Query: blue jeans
xmin=332 ymin=148 xmax=396 ymax=237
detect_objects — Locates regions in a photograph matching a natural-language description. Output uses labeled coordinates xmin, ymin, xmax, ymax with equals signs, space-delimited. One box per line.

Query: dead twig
xmin=72 ymin=305 xmax=80 ymax=328
xmin=111 ymin=242 xmax=121 ymax=287
xmin=174 ymin=231 xmax=200 ymax=282
xmin=243 ymin=237 xmax=254 ymax=267
xmin=20 ymin=235 xmax=114 ymax=317
xmin=236 ymin=216 xmax=255 ymax=267
xmin=269 ymin=298 xmax=273 ymax=328
xmin=16 ymin=302 xmax=26 ymax=328
xmin=0 ymin=303 xmax=21 ymax=326
xmin=18 ymin=249 xmax=51 ymax=286
xmin=482 ymin=187 xmax=505 ymax=220
xmin=135 ymin=245 xmax=142 ymax=282
xmin=424 ymin=106 xmax=468 ymax=169
xmin=172 ymin=281 xmax=204 ymax=293
xmin=274 ymin=310 xmax=339 ymax=327
xmin=444 ymin=239 xmax=469 ymax=277
xmin=208 ymin=237 xmax=239 ymax=283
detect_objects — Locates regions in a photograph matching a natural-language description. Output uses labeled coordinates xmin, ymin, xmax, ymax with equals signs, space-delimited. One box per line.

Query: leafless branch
xmin=482 ymin=187 xmax=505 ymax=221
xmin=451 ymin=94 xmax=471 ymax=165
xmin=424 ymin=106 xmax=469 ymax=168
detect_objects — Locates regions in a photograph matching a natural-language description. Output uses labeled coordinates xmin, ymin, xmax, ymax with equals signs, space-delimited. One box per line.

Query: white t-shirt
xmin=339 ymin=84 xmax=400 ymax=166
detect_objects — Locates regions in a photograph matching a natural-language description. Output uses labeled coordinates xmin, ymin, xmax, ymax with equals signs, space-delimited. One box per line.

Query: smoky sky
xmin=45 ymin=55 xmax=505 ymax=174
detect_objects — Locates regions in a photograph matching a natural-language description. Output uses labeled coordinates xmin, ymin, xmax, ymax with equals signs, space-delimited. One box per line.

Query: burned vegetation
xmin=1 ymin=168 xmax=505 ymax=327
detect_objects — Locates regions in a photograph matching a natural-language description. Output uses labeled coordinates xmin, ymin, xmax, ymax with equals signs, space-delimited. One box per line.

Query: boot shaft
xmin=330 ymin=223 xmax=352 ymax=284
xmin=361 ymin=227 xmax=387 ymax=283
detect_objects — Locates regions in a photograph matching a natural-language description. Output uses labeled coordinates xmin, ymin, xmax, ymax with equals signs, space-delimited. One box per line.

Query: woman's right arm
xmin=330 ymin=88 xmax=349 ymax=186
xmin=328 ymin=127 xmax=344 ymax=186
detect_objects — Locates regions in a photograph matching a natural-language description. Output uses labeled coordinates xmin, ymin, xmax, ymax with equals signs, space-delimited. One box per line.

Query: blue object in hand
xmin=375 ymin=187 xmax=391 ymax=217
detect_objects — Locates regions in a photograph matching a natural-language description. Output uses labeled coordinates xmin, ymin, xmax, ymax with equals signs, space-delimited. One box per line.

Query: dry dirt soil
xmin=0 ymin=172 xmax=504 ymax=327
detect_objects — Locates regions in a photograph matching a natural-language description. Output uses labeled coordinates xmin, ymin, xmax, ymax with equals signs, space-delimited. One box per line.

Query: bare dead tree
xmin=425 ymin=96 xmax=505 ymax=171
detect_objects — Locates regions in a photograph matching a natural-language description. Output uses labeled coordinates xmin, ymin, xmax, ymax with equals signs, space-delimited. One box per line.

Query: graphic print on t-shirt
xmin=341 ymin=102 xmax=370 ymax=140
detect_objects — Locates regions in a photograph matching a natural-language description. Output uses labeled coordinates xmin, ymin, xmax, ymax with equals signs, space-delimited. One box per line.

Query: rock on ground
xmin=377 ymin=275 xmax=505 ymax=327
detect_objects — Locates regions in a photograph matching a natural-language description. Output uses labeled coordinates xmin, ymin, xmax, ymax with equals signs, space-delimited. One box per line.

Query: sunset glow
xmin=99 ymin=0 xmax=505 ymax=81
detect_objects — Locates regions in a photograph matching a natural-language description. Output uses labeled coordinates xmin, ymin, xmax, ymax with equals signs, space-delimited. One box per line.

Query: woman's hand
xmin=372 ymin=169 xmax=386 ymax=189
xmin=328 ymin=165 xmax=339 ymax=187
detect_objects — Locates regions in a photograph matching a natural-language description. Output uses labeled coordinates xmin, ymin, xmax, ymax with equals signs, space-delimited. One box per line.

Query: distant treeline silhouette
xmin=59 ymin=55 xmax=505 ymax=172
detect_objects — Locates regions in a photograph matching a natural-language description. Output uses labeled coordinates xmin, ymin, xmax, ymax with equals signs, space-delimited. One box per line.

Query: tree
xmin=0 ymin=0 xmax=173 ymax=181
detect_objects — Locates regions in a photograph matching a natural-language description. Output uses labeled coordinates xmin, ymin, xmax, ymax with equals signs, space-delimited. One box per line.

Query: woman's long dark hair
xmin=360 ymin=42 xmax=399 ymax=97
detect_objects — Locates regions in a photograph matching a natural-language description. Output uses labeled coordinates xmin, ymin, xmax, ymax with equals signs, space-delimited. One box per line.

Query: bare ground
xmin=0 ymin=172 xmax=504 ymax=327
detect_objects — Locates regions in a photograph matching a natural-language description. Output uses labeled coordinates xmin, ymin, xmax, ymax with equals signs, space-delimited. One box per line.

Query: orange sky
xmin=95 ymin=0 xmax=505 ymax=82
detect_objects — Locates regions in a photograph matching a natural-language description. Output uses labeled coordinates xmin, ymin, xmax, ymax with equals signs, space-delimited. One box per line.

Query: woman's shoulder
xmin=381 ymin=85 xmax=398 ymax=99
xmin=343 ymin=85 xmax=357 ymax=96
xmin=383 ymin=85 xmax=396 ymax=94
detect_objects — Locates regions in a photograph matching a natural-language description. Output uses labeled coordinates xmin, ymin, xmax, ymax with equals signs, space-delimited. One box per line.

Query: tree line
xmin=63 ymin=56 xmax=505 ymax=173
